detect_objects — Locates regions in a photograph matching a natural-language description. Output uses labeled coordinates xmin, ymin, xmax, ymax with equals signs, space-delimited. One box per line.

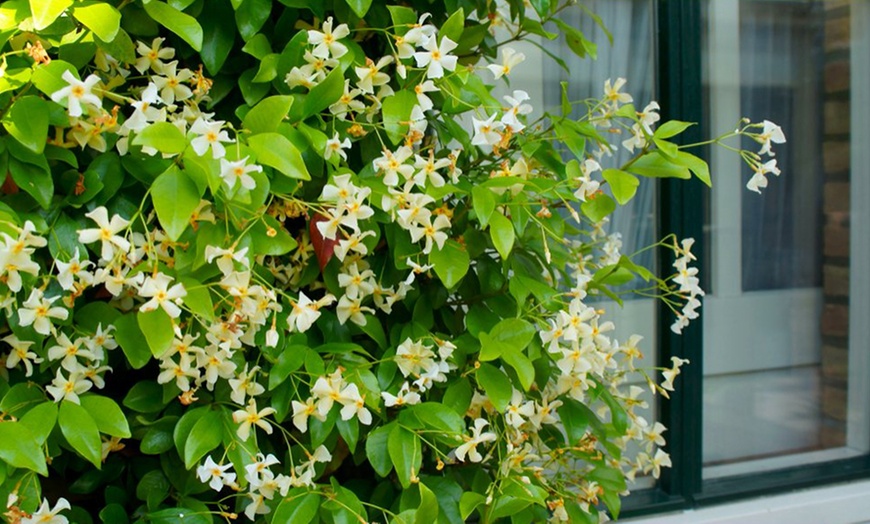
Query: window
xmin=534 ymin=0 xmax=870 ymax=518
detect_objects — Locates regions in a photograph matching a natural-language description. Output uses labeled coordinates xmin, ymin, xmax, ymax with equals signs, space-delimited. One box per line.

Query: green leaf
xmin=31 ymin=59 xmax=77 ymax=98
xmin=178 ymin=278 xmax=214 ymax=322
xmin=140 ymin=417 xmax=177 ymax=455
xmin=132 ymin=122 xmax=186 ymax=155
xmin=365 ymin=423 xmax=394 ymax=477
xmin=556 ymin=398 xmax=591 ymax=444
xmin=429 ymin=240 xmax=470 ymax=290
xmin=145 ymin=508 xmax=209 ymax=524
xmin=114 ymin=313 xmax=152 ymax=369
xmin=674 ymin=151 xmax=712 ymax=187
xmin=601 ymin=169 xmax=640 ymax=205
xmin=199 ymin=0 xmax=235 ymax=74
xmin=654 ymin=120 xmax=694 ymax=139
xmin=242 ymin=33 xmax=271 ymax=59
xmin=247 ymin=132 xmax=310 ymax=180
xmin=439 ymin=8 xmax=464 ymax=43
xmin=629 ymin=151 xmax=691 ymax=179
xmin=243 ymin=96 xmax=294 ymax=134
xmin=389 ymin=425 xmax=421 ymax=489
xmin=151 ymin=165 xmax=201 ymax=241
xmin=272 ymin=491 xmax=321 ymax=523
xmin=18 ymin=402 xmax=57 ymax=446
xmin=71 ymin=1 xmax=121 ymax=41
xmin=268 ymin=345 xmax=306 ymax=390
xmin=478 ymin=332 xmax=510 ymax=362
xmin=476 ymin=363 xmax=512 ymax=412
xmin=489 ymin=212 xmax=515 ymax=259
xmin=3 ymin=96 xmax=48 ymax=153
xmin=581 ymin=194 xmax=616 ymax=223
xmin=381 ymin=89 xmax=416 ymax=145
xmin=501 ymin=350 xmax=535 ymax=391
xmin=416 ymin=482 xmax=439 ymax=524
xmin=174 ymin=406 xmax=208 ymax=458
xmin=529 ymin=0 xmax=551 ymax=17
xmin=123 ymin=381 xmax=166 ymax=413
xmin=387 ymin=5 xmax=417 ymax=28
xmin=0 ymin=422 xmax=47 ymax=475
xmin=142 ymin=0 xmax=203 ymax=51
xmin=234 ymin=0 xmax=270 ymax=40
xmin=472 ymin=186 xmax=496 ymax=228
xmin=29 ymin=0 xmax=73 ymax=30
xmin=296 ymin=67 xmax=344 ymax=121
xmin=8 ymin=157 xmax=52 ymax=209
xmin=345 ymin=0 xmax=373 ymax=17
xmin=137 ymin=309 xmax=174 ymax=358
xmin=80 ymin=395 xmax=131 ymax=438
xmin=0 ymin=383 xmax=45 ymax=418
xmin=252 ymin=53 xmax=280 ymax=83
xmin=59 ymin=400 xmax=102 ymax=468
xmin=459 ymin=492 xmax=485 ymax=521
xmin=183 ymin=409 xmax=223 ymax=468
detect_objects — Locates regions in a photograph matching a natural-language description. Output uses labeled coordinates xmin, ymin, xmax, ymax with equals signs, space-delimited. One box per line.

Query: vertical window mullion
xmin=656 ymin=0 xmax=705 ymax=505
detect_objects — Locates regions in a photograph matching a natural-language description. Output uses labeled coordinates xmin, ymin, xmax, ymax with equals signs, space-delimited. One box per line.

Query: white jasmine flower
xmin=454 ymin=418 xmax=497 ymax=463
xmin=232 ymin=399 xmax=276 ymax=440
xmin=45 ymin=370 xmax=92 ymax=404
xmin=151 ymin=61 xmax=194 ymax=105
xmin=756 ymin=120 xmax=786 ymax=156
xmin=4 ymin=334 xmax=42 ymax=377
xmin=21 ymin=497 xmax=71 ymax=524
xmin=308 ymin=17 xmax=350 ymax=59
xmin=487 ymin=47 xmax=525 ymax=80
xmin=55 ymin=249 xmax=93 ymax=291
xmin=18 ymin=289 xmax=68 ymax=335
xmin=746 ymin=159 xmax=781 ymax=193
xmin=196 ymin=456 xmax=236 ymax=492
xmin=77 ymin=206 xmax=131 ymax=262
xmin=134 ymin=37 xmax=175 ymax=73
xmin=190 ymin=118 xmax=234 ymax=159
xmin=471 ymin=113 xmax=504 ymax=147
xmin=50 ymin=70 xmax=102 ymax=117
xmin=501 ymin=90 xmax=533 ymax=132
xmin=138 ymin=272 xmax=187 ymax=318
xmin=355 ymin=56 xmax=393 ymax=94
xmin=414 ymin=35 xmax=458 ymax=79
xmin=604 ymin=77 xmax=632 ymax=108
xmin=324 ymin=133 xmax=351 ymax=162
xmin=219 ymin=157 xmax=261 ymax=191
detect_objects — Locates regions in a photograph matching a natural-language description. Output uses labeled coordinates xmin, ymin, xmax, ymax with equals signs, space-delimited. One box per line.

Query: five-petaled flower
xmin=51 ymin=70 xmax=102 ymax=117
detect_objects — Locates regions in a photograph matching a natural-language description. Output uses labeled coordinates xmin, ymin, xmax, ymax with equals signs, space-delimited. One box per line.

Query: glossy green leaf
xmin=72 ymin=2 xmax=121 ymax=41
xmin=0 ymin=422 xmax=47 ymax=475
xmin=0 ymin=383 xmax=44 ymax=418
xmin=346 ymin=0 xmax=373 ymax=17
xmin=29 ymin=0 xmax=72 ymax=30
xmin=199 ymin=0 xmax=235 ymax=74
xmin=459 ymin=492 xmax=485 ymax=522
xmin=297 ymin=67 xmax=344 ymax=121
xmin=674 ymin=150 xmax=712 ymax=187
xmin=268 ymin=345 xmax=306 ymax=390
xmin=8 ymin=157 xmax=52 ymax=209
xmin=183 ymin=409 xmax=223 ymax=469
xmin=580 ymin=194 xmax=616 ymax=223
xmin=556 ymin=398 xmax=591 ymax=445
xmin=388 ymin=425 xmax=420 ymax=489
xmin=234 ymin=0 xmax=270 ymax=40
xmin=114 ymin=313 xmax=152 ymax=369
xmin=3 ymin=96 xmax=48 ymax=153
xmin=654 ymin=120 xmax=694 ymax=139
xmin=501 ymin=349 xmax=535 ymax=391
xmin=251 ymin=53 xmax=279 ymax=83
xmin=80 ymin=395 xmax=131 ymax=438
xmin=132 ymin=122 xmax=186 ymax=155
xmin=145 ymin=507 xmax=209 ymax=524
xmin=387 ymin=5 xmax=417 ymax=28
xmin=18 ymin=402 xmax=57 ymax=446
xmin=247 ymin=132 xmax=310 ymax=180
xmin=365 ymin=423 xmax=394 ymax=477
xmin=489 ymin=212 xmax=515 ymax=259
xmin=140 ymin=417 xmax=177 ymax=455
xmin=243 ymin=96 xmax=294 ymax=134
xmin=381 ymin=89 xmax=416 ymax=145
xmin=429 ymin=239 xmax=470 ymax=290
xmin=151 ymin=165 xmax=201 ymax=241
xmin=476 ymin=363 xmax=512 ymax=412
xmin=272 ymin=491 xmax=321 ymax=523
xmin=629 ymin=151 xmax=691 ymax=179
xmin=472 ymin=186 xmax=496 ymax=228
xmin=33 ymin=61 xmax=78 ymax=104
xmin=137 ymin=309 xmax=174 ymax=358
xmin=142 ymin=0 xmax=203 ymax=51
xmin=123 ymin=381 xmax=166 ymax=413
xmin=602 ymin=169 xmax=640 ymax=205
xmin=439 ymin=8 xmax=464 ymax=42
xmin=415 ymin=482 xmax=439 ymax=524
xmin=59 ymin=400 xmax=102 ymax=468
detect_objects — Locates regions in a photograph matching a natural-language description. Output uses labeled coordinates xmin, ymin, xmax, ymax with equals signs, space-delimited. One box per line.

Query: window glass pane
xmin=702 ymin=0 xmax=869 ymax=477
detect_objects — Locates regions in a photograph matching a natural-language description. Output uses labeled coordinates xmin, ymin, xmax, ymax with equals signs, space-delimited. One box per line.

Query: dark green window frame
xmin=620 ymin=0 xmax=870 ymax=517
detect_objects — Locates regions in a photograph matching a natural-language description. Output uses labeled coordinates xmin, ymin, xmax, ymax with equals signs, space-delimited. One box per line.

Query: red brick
xmin=821 ymin=303 xmax=849 ymax=337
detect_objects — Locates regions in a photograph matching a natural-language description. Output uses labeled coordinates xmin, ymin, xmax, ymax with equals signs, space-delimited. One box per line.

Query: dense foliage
xmin=0 ymin=0 xmax=784 ymax=522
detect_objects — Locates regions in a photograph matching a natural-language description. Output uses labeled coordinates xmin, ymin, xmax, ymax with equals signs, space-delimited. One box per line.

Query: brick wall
xmin=820 ymin=0 xmax=850 ymax=448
